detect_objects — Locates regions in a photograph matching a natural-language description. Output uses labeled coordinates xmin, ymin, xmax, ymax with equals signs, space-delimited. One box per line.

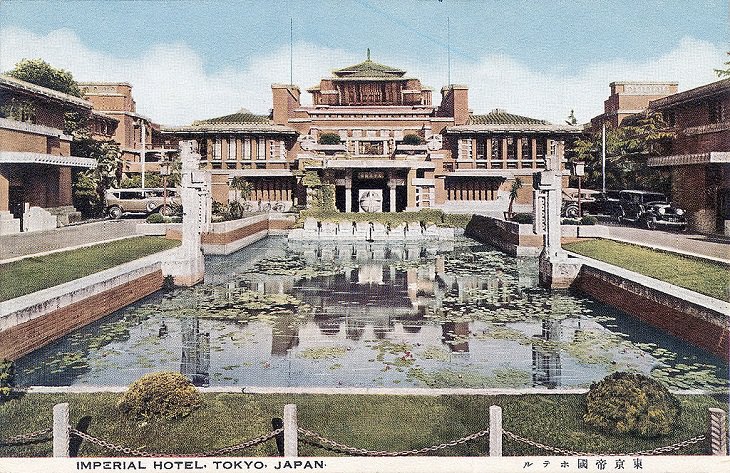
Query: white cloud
xmin=0 ymin=26 xmax=725 ymax=126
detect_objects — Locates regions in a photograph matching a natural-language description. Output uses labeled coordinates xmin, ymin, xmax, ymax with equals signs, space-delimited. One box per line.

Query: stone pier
xmin=162 ymin=140 xmax=211 ymax=286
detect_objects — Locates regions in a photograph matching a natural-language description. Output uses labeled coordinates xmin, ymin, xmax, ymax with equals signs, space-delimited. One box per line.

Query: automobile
xmin=580 ymin=190 xmax=624 ymax=221
xmin=104 ymin=188 xmax=181 ymax=219
xmin=561 ymin=187 xmax=600 ymax=218
xmin=616 ymin=190 xmax=686 ymax=230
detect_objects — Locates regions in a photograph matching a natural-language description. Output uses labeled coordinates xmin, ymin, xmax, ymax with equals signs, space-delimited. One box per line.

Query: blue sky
xmin=1 ymin=0 xmax=728 ymax=125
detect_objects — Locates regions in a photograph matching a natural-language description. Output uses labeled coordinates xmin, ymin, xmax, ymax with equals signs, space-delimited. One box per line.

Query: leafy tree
xmin=715 ymin=51 xmax=730 ymax=78
xmin=230 ymin=176 xmax=252 ymax=202
xmin=0 ymin=98 xmax=37 ymax=122
xmin=71 ymin=138 xmax=122 ymax=217
xmin=570 ymin=111 xmax=673 ymax=193
xmin=402 ymin=133 xmax=424 ymax=145
xmin=318 ymin=132 xmax=342 ymax=145
xmin=5 ymin=58 xmax=82 ymax=97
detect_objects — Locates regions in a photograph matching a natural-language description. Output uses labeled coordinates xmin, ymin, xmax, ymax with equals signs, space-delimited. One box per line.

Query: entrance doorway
xmin=9 ymin=185 xmax=24 ymax=230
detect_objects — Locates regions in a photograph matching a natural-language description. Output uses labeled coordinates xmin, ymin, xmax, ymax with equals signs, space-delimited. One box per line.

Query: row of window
xmin=200 ymin=137 xmax=286 ymax=161
xmin=463 ymin=137 xmax=548 ymax=164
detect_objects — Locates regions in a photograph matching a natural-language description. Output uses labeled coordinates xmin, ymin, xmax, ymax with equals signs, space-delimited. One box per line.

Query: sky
xmin=0 ymin=0 xmax=728 ymax=126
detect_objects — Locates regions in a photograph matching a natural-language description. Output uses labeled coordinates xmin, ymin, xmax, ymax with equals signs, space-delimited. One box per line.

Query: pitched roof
xmin=193 ymin=108 xmax=272 ymax=125
xmin=164 ymin=109 xmax=296 ymax=135
xmin=468 ymin=109 xmax=549 ymax=125
xmin=332 ymin=51 xmax=406 ymax=79
xmin=448 ymin=109 xmax=581 ymax=134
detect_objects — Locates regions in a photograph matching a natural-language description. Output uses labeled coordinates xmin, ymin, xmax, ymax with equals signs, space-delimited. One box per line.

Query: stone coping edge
xmin=566 ymin=251 xmax=730 ymax=317
xmin=0 ymin=248 xmax=179 ymax=316
xmin=22 ymin=385 xmax=712 ymax=396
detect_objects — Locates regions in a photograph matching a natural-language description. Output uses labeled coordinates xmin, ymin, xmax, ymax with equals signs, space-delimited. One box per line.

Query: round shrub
xmin=580 ymin=215 xmax=598 ymax=225
xmin=318 ymin=132 xmax=341 ymax=145
xmin=118 ymin=372 xmax=202 ymax=421
xmin=146 ymin=213 xmax=164 ymax=224
xmin=583 ymin=372 xmax=680 ymax=438
xmin=402 ymin=133 xmax=424 ymax=145
xmin=511 ymin=213 xmax=533 ymax=224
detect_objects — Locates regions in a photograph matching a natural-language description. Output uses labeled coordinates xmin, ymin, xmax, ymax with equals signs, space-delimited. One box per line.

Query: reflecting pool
xmin=15 ymin=237 xmax=729 ymax=390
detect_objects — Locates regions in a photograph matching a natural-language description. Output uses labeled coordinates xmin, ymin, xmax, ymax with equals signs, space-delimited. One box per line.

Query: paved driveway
xmin=0 ymin=219 xmax=140 ymax=261
xmin=605 ymin=224 xmax=730 ymax=263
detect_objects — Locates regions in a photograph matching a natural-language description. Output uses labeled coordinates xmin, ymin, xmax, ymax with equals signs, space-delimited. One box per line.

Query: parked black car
xmin=616 ymin=190 xmax=686 ymax=230
xmin=580 ymin=190 xmax=623 ymax=221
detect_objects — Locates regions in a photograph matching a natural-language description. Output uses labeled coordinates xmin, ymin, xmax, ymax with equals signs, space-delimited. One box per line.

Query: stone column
xmin=406 ymin=169 xmax=417 ymax=211
xmin=162 ymin=140 xmax=208 ymax=286
xmin=345 ymin=172 xmax=352 ymax=213
xmin=536 ymin=149 xmax=581 ymax=288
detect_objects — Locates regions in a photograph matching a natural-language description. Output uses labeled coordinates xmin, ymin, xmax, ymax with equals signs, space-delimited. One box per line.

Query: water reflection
xmin=14 ymin=237 xmax=729 ymax=391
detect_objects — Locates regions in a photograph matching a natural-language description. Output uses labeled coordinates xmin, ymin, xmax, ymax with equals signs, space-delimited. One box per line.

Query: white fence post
xmin=284 ymin=404 xmax=298 ymax=457
xmin=53 ymin=402 xmax=70 ymax=458
xmin=489 ymin=405 xmax=502 ymax=457
xmin=708 ymin=408 xmax=728 ymax=455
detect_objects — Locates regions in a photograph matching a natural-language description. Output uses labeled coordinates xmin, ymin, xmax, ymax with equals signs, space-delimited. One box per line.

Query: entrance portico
xmin=325 ymin=161 xmax=433 ymax=213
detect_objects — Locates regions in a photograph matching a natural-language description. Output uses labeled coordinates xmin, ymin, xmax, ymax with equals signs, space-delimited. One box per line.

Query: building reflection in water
xmin=230 ymin=240 xmax=536 ymax=363
xmin=531 ymin=319 xmax=562 ymax=388
xmin=180 ymin=317 xmax=210 ymax=386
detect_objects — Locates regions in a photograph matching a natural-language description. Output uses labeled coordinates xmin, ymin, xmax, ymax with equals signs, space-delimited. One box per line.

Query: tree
xmin=570 ymin=111 xmax=673 ymax=193
xmin=402 ymin=133 xmax=424 ymax=145
xmin=715 ymin=52 xmax=730 ymax=78
xmin=507 ymin=177 xmax=522 ymax=217
xmin=5 ymin=58 xmax=82 ymax=97
xmin=230 ymin=176 xmax=252 ymax=203
xmin=318 ymin=132 xmax=341 ymax=145
xmin=71 ymin=138 xmax=122 ymax=217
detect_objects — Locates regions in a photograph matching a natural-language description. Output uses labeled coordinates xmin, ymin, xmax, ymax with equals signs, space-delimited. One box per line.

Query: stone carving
xmin=298 ymin=134 xmax=317 ymax=151
xmin=426 ymin=134 xmax=443 ymax=151
xmin=359 ymin=189 xmax=382 ymax=213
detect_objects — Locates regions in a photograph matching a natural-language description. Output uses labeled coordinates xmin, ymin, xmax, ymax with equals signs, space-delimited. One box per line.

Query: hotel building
xmin=0 ymin=74 xmax=117 ymax=233
xmin=163 ymin=55 xmax=580 ymax=214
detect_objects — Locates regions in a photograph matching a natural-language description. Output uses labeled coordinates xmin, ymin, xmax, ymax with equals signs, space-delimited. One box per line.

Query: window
xmin=506 ymin=136 xmax=517 ymax=168
xmin=491 ymin=137 xmax=501 ymax=160
xmin=257 ymin=138 xmax=265 ymax=160
xmin=228 ymin=136 xmax=236 ymax=161
xmin=476 ymin=139 xmax=485 ymax=160
xmin=243 ymin=137 xmax=251 ymax=159
xmin=709 ymin=100 xmax=725 ymax=124
xmin=212 ymin=138 xmax=221 ymax=160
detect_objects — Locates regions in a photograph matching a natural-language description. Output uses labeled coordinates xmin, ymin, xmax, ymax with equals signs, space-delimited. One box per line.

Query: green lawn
xmin=0 ymin=393 xmax=723 ymax=457
xmin=0 ymin=237 xmax=180 ymax=302
xmin=563 ymin=239 xmax=729 ymax=302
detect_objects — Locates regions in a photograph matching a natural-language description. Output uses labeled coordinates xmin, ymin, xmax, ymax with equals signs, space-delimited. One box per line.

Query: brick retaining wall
xmin=574 ymin=265 xmax=729 ymax=360
xmin=0 ymin=270 xmax=163 ymax=360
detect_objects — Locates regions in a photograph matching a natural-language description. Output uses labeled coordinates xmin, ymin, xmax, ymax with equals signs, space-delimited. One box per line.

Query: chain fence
xmin=0 ymin=428 xmax=53 ymax=446
xmin=503 ymin=429 xmax=707 ymax=456
xmin=68 ymin=427 xmax=283 ymax=457
xmin=297 ymin=426 xmax=490 ymax=456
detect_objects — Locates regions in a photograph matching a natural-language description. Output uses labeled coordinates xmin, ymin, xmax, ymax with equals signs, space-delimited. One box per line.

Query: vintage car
xmin=616 ymin=190 xmax=686 ymax=230
xmin=580 ymin=190 xmax=623 ymax=221
xmin=561 ymin=188 xmax=601 ymax=218
xmin=104 ymin=188 xmax=181 ymax=219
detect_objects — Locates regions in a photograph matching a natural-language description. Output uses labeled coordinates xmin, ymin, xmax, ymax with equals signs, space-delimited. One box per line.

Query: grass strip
xmin=563 ymin=239 xmax=729 ymax=302
xmin=0 ymin=392 xmax=723 ymax=457
xmin=0 ymin=237 xmax=180 ymax=302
